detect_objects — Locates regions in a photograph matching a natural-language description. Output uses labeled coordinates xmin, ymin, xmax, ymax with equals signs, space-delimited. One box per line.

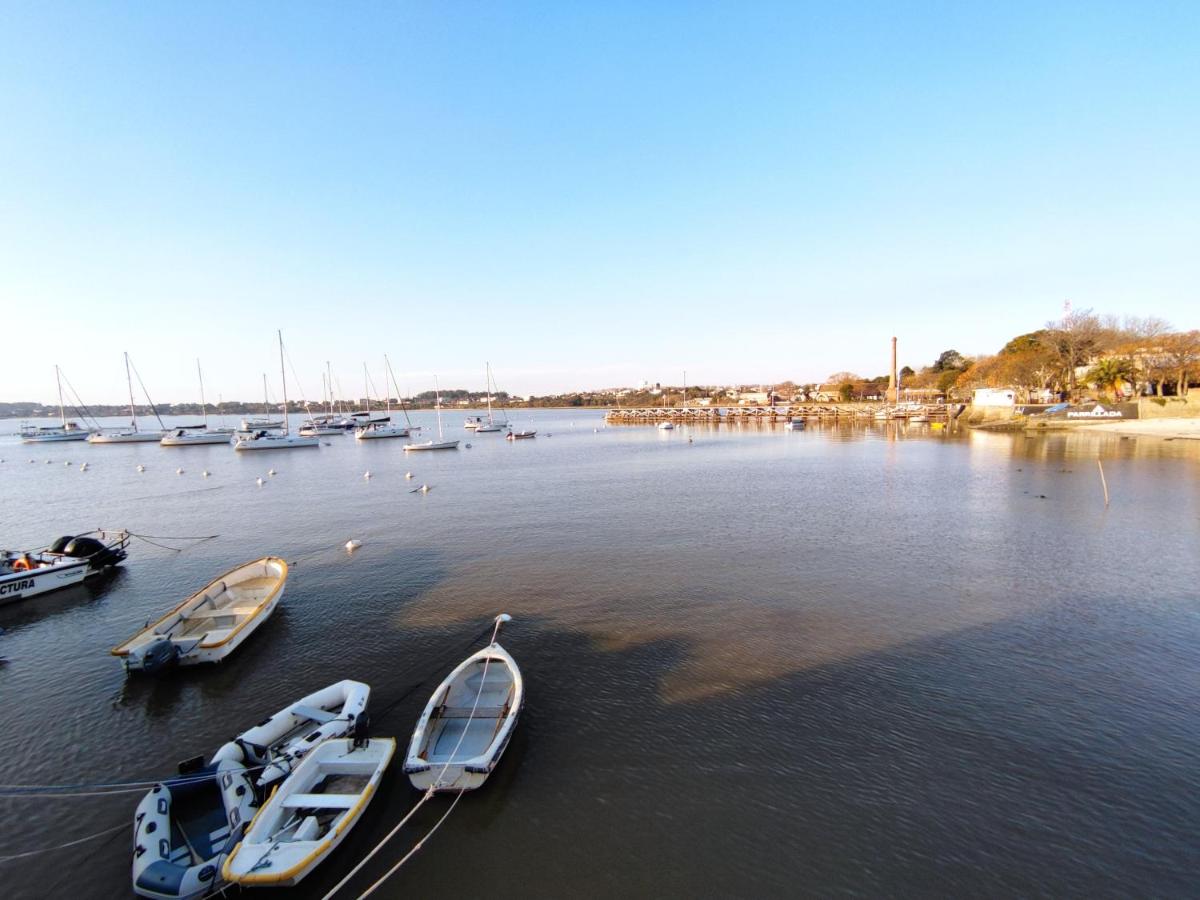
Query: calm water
xmin=1 ymin=411 xmax=1199 ymax=898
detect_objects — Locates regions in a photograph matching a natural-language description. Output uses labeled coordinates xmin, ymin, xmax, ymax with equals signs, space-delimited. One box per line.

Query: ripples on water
xmin=1 ymin=412 xmax=1198 ymax=897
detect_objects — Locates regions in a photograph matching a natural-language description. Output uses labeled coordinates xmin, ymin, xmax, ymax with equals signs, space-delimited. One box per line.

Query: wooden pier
xmin=604 ymin=404 xmax=956 ymax=424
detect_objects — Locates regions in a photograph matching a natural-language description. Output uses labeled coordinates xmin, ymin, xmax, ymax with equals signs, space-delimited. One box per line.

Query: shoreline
xmin=1070 ymin=419 xmax=1200 ymax=440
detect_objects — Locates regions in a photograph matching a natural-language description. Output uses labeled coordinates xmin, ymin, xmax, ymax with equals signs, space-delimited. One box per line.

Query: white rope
xmin=323 ymin=616 xmax=509 ymax=898
xmin=0 ymin=822 xmax=126 ymax=863
xmin=355 ymin=789 xmax=466 ymax=899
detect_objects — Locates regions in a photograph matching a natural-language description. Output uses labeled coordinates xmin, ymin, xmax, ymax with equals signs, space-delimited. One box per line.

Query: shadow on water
xmin=0 ymin=568 xmax=127 ymax=632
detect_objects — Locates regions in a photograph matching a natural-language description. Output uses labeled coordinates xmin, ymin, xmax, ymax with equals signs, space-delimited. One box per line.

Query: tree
xmin=826 ymin=371 xmax=861 ymax=384
xmin=932 ymin=349 xmax=966 ymax=372
xmin=1084 ymin=357 xmax=1136 ymax=400
xmin=1165 ymin=331 xmax=1200 ymax=395
xmin=838 ymin=382 xmax=855 ymax=402
xmin=1045 ymin=307 xmax=1107 ymax=396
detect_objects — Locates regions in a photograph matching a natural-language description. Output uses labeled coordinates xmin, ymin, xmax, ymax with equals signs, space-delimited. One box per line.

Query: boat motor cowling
xmin=128 ymin=637 xmax=180 ymax=675
xmin=62 ymin=536 xmax=106 ymax=558
xmin=48 ymin=535 xmax=76 ymax=554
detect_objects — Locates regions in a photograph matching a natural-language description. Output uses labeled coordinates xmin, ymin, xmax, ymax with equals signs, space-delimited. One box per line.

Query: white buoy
xmin=256 ymin=477 xmax=264 ymax=486
xmin=201 ymin=470 xmax=210 ymax=478
xmin=64 ymin=461 xmax=71 ymax=466
xmin=419 ymin=484 xmax=431 ymax=493
xmin=176 ymin=467 xmax=185 ymax=475
xmin=136 ymin=464 xmax=145 ymax=472
xmin=45 ymin=459 xmax=51 ymax=464
xmin=80 ymin=462 xmax=88 ymax=471
xmin=404 ymin=471 xmax=414 ymax=480
xmin=345 ymin=539 xmax=362 ymax=552
xmin=268 ymin=468 xmax=276 ymax=476
xmin=363 ymin=471 xmax=372 ymax=480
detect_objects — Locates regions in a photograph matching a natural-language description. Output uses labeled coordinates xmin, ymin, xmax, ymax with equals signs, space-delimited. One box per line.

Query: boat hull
xmin=403 ymin=440 xmax=459 ymax=451
xmin=20 ymin=430 xmax=90 ymax=443
xmin=160 ymin=432 xmax=233 ymax=446
xmin=112 ymin=557 xmax=288 ymax=671
xmin=89 ymin=431 xmax=166 ymax=443
xmin=234 ymin=435 xmax=320 ymax=450
xmin=223 ymin=738 xmax=395 ymax=887
xmin=0 ymin=531 xmax=129 ymax=606
xmin=0 ymin=559 xmax=89 ymax=605
xmin=355 ymin=426 xmax=411 ymax=440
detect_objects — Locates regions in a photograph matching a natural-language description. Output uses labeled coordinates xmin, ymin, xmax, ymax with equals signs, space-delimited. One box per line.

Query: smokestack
xmin=887 ymin=336 xmax=898 ymax=403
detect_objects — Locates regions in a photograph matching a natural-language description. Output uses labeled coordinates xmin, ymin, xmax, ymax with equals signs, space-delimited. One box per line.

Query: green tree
xmin=1085 ymin=357 xmax=1136 ymax=400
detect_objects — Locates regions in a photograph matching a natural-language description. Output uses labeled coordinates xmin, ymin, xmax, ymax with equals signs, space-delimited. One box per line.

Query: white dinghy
xmin=405 ymin=614 xmax=523 ymax=792
xmin=223 ymin=735 xmax=395 ymax=888
xmin=112 ymin=558 xmax=287 ymax=673
xmin=130 ymin=680 xmax=370 ymax=900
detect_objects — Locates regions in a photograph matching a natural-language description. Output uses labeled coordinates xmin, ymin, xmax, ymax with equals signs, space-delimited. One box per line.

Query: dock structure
xmin=605 ymin=404 xmax=954 ymax=424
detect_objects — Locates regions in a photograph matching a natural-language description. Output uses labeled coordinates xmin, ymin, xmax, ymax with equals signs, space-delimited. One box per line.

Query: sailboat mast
xmin=124 ymin=351 xmax=138 ymax=431
xmin=197 ymin=359 xmax=208 ymax=428
xmin=486 ymin=362 xmax=494 ymax=423
xmin=383 ymin=358 xmax=392 ymax=416
xmin=434 ymin=375 xmax=444 ymax=441
xmin=56 ymin=365 xmax=66 ymax=427
xmin=262 ymin=374 xmax=269 ymax=417
xmin=363 ymin=363 xmax=372 ymax=415
xmin=278 ymin=330 xmax=289 ymax=436
xmin=326 ymin=361 xmax=334 ymax=417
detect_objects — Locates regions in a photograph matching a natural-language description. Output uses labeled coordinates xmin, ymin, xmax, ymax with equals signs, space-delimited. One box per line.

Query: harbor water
xmin=1 ymin=410 xmax=1198 ymax=897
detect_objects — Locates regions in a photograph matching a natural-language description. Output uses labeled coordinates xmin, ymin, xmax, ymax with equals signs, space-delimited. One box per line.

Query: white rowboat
xmin=404 ymin=629 xmax=522 ymax=792
xmin=112 ymin=558 xmax=287 ymax=673
xmin=222 ymin=737 xmax=395 ymax=887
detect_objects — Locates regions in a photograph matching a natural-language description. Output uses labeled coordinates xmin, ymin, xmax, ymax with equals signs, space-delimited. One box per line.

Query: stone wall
xmin=1138 ymin=395 xmax=1200 ymax=418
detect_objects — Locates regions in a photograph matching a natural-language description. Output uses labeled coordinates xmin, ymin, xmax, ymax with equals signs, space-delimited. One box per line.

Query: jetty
xmin=605 ymin=403 xmax=958 ymax=424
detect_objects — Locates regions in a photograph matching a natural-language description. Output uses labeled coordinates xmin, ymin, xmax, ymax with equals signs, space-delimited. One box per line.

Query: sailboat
xmin=470 ymin=362 xmax=510 ymax=433
xmin=20 ymin=366 xmax=91 ymax=442
xmin=300 ymin=364 xmax=353 ymax=435
xmin=162 ymin=360 xmax=236 ymax=445
xmin=240 ymin=374 xmax=285 ymax=431
xmin=355 ymin=356 xmax=411 ymax=440
xmin=88 ymin=353 xmax=169 ymax=443
xmin=404 ymin=377 xmax=459 ymax=451
xmin=234 ymin=332 xmax=321 ymax=451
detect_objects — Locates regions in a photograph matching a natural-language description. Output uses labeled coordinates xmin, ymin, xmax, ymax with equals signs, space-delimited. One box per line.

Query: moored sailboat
xmin=89 ymin=352 xmax=169 ymax=443
xmin=234 ymin=333 xmax=319 ymax=451
xmin=404 ymin=376 xmax=459 ymax=451
xmin=20 ymin=366 xmax=92 ymax=442
xmin=162 ymin=360 xmax=235 ymax=445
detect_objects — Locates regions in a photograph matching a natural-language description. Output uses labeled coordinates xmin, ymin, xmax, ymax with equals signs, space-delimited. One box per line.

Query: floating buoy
xmin=345 ymin=539 xmax=362 ymax=552
xmin=80 ymin=462 xmax=88 ymax=471
xmin=136 ymin=464 xmax=145 ymax=472
xmin=64 ymin=461 xmax=71 ymax=466
xmin=465 ymin=443 xmax=472 ymax=449
xmin=363 ymin=471 xmax=372 ymax=480
xmin=29 ymin=458 xmax=36 ymax=464
xmin=268 ymin=468 xmax=276 ymax=476
xmin=176 ymin=467 xmax=185 ymax=475
xmin=45 ymin=459 xmax=52 ymax=464
xmin=201 ymin=470 xmax=210 ymax=478
xmin=404 ymin=471 xmax=413 ymax=480
xmin=256 ymin=477 xmax=264 ymax=486
xmin=419 ymin=484 xmax=431 ymax=493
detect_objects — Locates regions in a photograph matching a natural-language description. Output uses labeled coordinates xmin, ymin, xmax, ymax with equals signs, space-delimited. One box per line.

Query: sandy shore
xmin=1083 ymin=418 xmax=1200 ymax=439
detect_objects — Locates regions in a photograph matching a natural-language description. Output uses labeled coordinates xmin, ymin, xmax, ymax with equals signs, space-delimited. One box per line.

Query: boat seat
xmin=280 ymin=792 xmax=360 ymax=809
xmin=185 ymin=606 xmax=260 ymax=620
xmin=439 ymin=706 xmax=506 ymax=719
xmin=291 ymin=704 xmax=338 ymax=724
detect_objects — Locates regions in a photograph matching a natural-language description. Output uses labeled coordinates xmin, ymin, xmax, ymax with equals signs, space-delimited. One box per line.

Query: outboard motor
xmin=351 ymin=712 xmax=371 ymax=749
xmin=127 ymin=637 xmax=179 ymax=675
xmin=62 ymin=536 xmax=105 ymax=558
xmin=48 ymin=535 xmax=75 ymax=554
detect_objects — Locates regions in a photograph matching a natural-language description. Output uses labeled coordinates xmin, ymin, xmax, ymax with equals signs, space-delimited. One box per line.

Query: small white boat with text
xmin=405 ymin=614 xmax=522 ymax=792
xmin=222 ymin=735 xmax=395 ymax=888
xmin=1 ymin=531 xmax=129 ymax=606
xmin=89 ymin=352 xmax=169 ymax=443
xmin=130 ymin=681 xmax=370 ymax=900
xmin=112 ymin=557 xmax=287 ymax=672
xmin=21 ymin=365 xmax=91 ymax=442
xmin=234 ymin=333 xmax=319 ymax=451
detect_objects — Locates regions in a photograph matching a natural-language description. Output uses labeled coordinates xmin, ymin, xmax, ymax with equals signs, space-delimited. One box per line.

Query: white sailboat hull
xmin=89 ymin=431 xmax=167 ymax=443
xmin=160 ymin=431 xmax=233 ymax=446
xmin=234 ymin=434 xmax=320 ymax=450
xmin=20 ymin=429 xmax=90 ymax=443
xmin=355 ymin=425 xmax=411 ymax=440
xmin=403 ymin=440 xmax=459 ymax=451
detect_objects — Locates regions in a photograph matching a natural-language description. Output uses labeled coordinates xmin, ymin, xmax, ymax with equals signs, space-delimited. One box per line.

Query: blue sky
xmin=2 ymin=2 xmax=1197 ymax=403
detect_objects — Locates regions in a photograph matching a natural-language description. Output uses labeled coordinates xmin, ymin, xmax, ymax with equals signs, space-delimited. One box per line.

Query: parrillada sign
xmin=1049 ymin=402 xmax=1139 ymax=420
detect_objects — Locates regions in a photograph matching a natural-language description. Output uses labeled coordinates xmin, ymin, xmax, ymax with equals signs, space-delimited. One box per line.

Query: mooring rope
xmin=126 ymin=531 xmax=220 ymax=552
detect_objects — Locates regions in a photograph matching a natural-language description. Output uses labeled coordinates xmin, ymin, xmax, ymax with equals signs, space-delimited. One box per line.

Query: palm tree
xmin=1085 ymin=357 xmax=1136 ymax=400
